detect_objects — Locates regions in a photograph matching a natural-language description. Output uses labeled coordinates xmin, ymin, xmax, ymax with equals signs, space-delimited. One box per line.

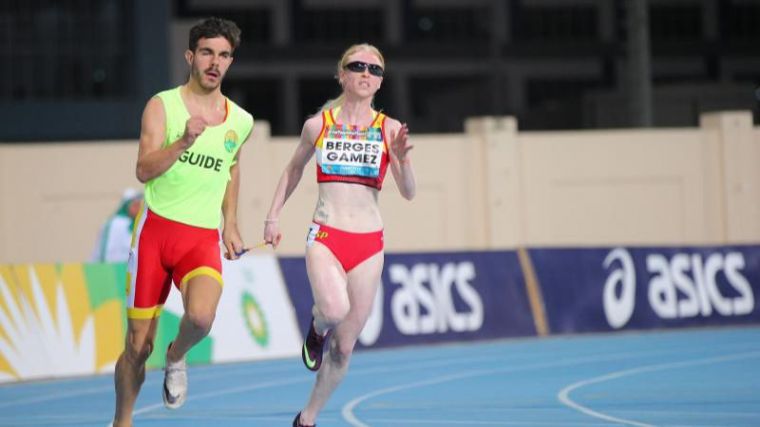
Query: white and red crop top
xmin=314 ymin=107 xmax=390 ymax=190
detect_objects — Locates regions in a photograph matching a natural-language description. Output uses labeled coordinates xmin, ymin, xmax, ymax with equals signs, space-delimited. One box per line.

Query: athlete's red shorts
xmin=126 ymin=207 xmax=222 ymax=319
xmin=306 ymin=222 xmax=384 ymax=272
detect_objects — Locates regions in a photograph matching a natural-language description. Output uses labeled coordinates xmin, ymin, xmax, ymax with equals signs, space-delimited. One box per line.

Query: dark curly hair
xmin=188 ymin=17 xmax=241 ymax=53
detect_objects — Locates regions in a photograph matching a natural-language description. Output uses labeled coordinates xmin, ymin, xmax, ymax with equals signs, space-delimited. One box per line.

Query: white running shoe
xmin=162 ymin=343 xmax=188 ymax=409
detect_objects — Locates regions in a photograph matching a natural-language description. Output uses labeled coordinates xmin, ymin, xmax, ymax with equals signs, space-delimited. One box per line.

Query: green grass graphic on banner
xmin=82 ymin=263 xmax=126 ymax=310
xmin=83 ymin=262 xmax=128 ymax=339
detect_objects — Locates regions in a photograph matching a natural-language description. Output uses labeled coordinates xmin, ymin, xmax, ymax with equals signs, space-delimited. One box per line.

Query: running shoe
xmin=301 ymin=317 xmax=326 ymax=372
xmin=162 ymin=342 xmax=188 ymax=409
xmin=293 ymin=412 xmax=315 ymax=427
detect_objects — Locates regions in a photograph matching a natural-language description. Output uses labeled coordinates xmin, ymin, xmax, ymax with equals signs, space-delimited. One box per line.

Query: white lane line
xmin=0 ymin=350 xmax=502 ymax=411
xmin=0 ymin=351 xmax=517 ymax=425
xmin=343 ymin=371 xmax=488 ymax=427
xmin=133 ymin=375 xmax=310 ymax=415
xmin=354 ymin=418 xmax=608 ymax=426
xmin=0 ymin=376 xmax=166 ymax=410
xmin=557 ymin=351 xmax=760 ymax=427
xmin=341 ymin=350 xmax=653 ymax=427
xmin=131 ymin=351 xmax=545 ymax=417
xmin=598 ymin=409 xmax=760 ymax=418
xmin=0 ymin=363 xmax=286 ymax=409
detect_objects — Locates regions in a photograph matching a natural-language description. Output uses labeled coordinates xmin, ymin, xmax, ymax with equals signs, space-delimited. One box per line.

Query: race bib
xmin=320 ymin=125 xmax=383 ymax=178
xmin=306 ymin=223 xmax=320 ymax=247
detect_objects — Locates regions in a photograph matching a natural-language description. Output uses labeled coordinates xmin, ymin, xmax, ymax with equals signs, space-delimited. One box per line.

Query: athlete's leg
xmin=113 ymin=209 xmax=164 ymax=426
xmin=299 ymin=250 xmax=384 ymax=425
xmin=113 ymin=317 xmax=159 ymax=427
xmin=160 ymin=274 xmax=222 ymax=409
xmin=306 ymin=242 xmax=349 ymax=335
xmin=169 ymin=275 xmax=223 ymax=361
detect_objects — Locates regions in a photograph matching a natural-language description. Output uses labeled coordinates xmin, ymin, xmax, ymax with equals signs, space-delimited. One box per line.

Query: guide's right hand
xmin=181 ymin=116 xmax=207 ymax=148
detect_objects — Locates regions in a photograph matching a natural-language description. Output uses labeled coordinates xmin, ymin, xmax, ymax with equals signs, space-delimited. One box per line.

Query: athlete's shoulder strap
xmin=371 ymin=110 xmax=386 ymax=128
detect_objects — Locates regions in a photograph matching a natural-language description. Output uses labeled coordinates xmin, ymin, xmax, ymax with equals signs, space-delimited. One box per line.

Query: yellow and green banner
xmin=0 ymin=256 xmax=301 ymax=384
xmin=0 ymin=263 xmax=212 ymax=383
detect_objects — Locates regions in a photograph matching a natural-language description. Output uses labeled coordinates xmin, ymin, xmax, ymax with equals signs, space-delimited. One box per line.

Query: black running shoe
xmin=293 ymin=412 xmax=315 ymax=427
xmin=301 ymin=317 xmax=326 ymax=372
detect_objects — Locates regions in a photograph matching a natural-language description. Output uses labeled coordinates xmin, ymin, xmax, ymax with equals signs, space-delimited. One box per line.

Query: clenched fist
xmin=181 ymin=116 xmax=207 ymax=148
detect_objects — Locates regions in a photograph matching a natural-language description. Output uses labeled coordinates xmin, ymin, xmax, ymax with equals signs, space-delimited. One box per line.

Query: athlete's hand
xmin=263 ymin=220 xmax=282 ymax=249
xmin=222 ymin=225 xmax=246 ymax=260
xmin=390 ymin=123 xmax=412 ymax=162
xmin=180 ymin=116 xmax=207 ymax=149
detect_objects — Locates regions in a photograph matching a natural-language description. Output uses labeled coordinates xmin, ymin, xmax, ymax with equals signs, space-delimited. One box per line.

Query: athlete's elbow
xmin=402 ymin=188 xmax=416 ymax=201
xmin=136 ymin=165 xmax=151 ymax=183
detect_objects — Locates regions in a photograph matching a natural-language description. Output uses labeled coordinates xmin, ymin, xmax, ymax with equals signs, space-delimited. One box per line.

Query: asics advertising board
xmin=530 ymin=246 xmax=760 ymax=333
xmin=279 ymin=251 xmax=536 ymax=349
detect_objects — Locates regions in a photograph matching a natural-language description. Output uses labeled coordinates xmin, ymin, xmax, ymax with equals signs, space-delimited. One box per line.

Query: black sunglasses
xmin=344 ymin=61 xmax=384 ymax=77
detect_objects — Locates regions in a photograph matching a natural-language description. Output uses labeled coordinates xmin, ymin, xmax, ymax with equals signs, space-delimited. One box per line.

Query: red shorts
xmin=126 ymin=208 xmax=222 ymax=319
xmin=306 ymin=222 xmax=384 ymax=272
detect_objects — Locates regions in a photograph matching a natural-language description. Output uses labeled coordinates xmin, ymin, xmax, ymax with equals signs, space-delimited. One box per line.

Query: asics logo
xmin=388 ymin=261 xmax=484 ymax=335
xmin=602 ymin=247 xmax=755 ymax=329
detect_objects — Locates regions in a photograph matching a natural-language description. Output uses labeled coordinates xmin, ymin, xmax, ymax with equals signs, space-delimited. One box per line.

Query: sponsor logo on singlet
xmin=224 ymin=130 xmax=238 ymax=153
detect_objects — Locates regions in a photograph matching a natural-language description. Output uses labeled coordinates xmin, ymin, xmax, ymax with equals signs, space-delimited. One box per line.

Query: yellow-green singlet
xmin=144 ymin=86 xmax=253 ymax=229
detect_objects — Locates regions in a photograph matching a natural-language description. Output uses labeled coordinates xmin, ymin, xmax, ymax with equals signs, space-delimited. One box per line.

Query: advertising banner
xmin=530 ymin=246 xmax=760 ymax=333
xmin=162 ymin=255 xmax=301 ymax=364
xmin=279 ymin=251 xmax=536 ymax=349
xmin=0 ymin=263 xmax=126 ymax=383
xmin=0 ymin=255 xmax=300 ymax=383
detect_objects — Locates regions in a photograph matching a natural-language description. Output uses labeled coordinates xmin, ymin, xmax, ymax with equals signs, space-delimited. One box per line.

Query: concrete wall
xmin=0 ymin=111 xmax=757 ymax=263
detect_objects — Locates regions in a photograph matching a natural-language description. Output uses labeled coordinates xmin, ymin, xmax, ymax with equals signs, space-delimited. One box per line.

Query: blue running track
xmin=1 ymin=326 xmax=758 ymax=427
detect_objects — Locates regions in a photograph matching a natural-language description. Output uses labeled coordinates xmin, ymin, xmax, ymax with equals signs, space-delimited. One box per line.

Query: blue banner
xmin=530 ymin=246 xmax=760 ymax=333
xmin=278 ymin=251 xmax=536 ymax=349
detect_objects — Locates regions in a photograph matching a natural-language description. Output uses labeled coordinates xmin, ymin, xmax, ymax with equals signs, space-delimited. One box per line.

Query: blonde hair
xmin=318 ymin=43 xmax=385 ymax=113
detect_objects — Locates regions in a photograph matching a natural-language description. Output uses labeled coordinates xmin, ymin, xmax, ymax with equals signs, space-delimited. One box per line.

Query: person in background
xmin=262 ymin=43 xmax=416 ymax=427
xmin=110 ymin=17 xmax=254 ymax=427
xmin=91 ymin=188 xmax=143 ymax=263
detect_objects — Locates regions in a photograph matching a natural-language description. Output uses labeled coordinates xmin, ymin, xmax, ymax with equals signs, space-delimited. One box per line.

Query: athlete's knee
xmin=124 ymin=335 xmax=154 ymax=365
xmin=184 ymin=308 xmax=216 ymax=333
xmin=328 ymin=335 xmax=355 ymax=365
xmin=317 ymin=299 xmax=350 ymax=326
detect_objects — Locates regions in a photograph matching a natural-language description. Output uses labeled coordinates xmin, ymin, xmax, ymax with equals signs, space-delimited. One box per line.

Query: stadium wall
xmin=0 ymin=111 xmax=757 ymax=264
xmin=1 ymin=110 xmax=758 ymax=383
